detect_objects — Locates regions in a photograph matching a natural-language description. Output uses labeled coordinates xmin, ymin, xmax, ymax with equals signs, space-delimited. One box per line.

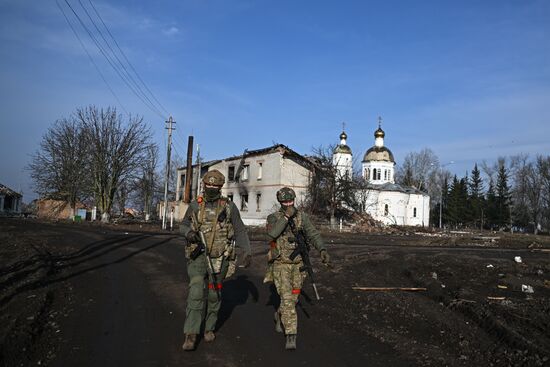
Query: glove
xmin=284 ymin=206 xmax=297 ymax=219
xmin=320 ymin=249 xmax=330 ymax=265
xmin=186 ymin=230 xmax=200 ymax=243
xmin=242 ymin=254 xmax=252 ymax=268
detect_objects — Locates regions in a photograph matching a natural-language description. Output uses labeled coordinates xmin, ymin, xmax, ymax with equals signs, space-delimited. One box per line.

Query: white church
xmin=333 ymin=120 xmax=430 ymax=226
xmin=173 ymin=119 xmax=430 ymax=227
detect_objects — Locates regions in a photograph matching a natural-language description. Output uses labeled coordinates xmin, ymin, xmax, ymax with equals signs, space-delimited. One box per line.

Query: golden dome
xmin=374 ymin=127 xmax=385 ymax=138
xmin=362 ymin=146 xmax=394 ymax=163
xmin=333 ymin=144 xmax=352 ymax=154
xmin=340 ymin=131 xmax=347 ymax=140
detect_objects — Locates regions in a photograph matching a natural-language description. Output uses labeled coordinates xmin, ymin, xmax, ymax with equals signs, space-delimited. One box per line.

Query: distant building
xmin=0 ymin=183 xmax=22 ymax=215
xmin=332 ymin=129 xmax=353 ymax=179
xmin=174 ymin=145 xmax=314 ymax=226
xmin=340 ymin=118 xmax=430 ymax=226
xmin=36 ymin=199 xmax=87 ymax=220
xmin=171 ymin=119 xmax=430 ymax=227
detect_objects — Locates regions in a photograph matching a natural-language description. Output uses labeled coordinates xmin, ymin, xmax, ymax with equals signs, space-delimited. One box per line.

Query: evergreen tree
xmin=447 ymin=175 xmax=470 ymax=227
xmin=469 ymin=163 xmax=484 ymax=228
xmin=441 ymin=176 xmax=450 ymax=227
xmin=447 ymin=176 xmax=461 ymax=227
xmin=485 ymin=178 xmax=497 ymax=229
xmin=496 ymin=163 xmax=511 ymax=228
xmin=462 ymin=173 xmax=472 ymax=225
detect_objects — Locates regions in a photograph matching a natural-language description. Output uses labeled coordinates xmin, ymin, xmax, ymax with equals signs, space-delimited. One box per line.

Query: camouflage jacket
xmin=266 ymin=208 xmax=325 ymax=264
xmin=180 ymin=197 xmax=251 ymax=258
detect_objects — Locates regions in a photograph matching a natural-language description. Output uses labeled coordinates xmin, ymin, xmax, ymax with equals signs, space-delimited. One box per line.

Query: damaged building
xmin=173 ymin=144 xmax=314 ymax=226
xmin=0 ymin=182 xmax=22 ymax=215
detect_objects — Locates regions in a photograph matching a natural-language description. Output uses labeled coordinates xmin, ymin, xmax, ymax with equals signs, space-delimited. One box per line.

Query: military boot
xmin=182 ymin=334 xmax=197 ymax=351
xmin=274 ymin=311 xmax=283 ymax=333
xmin=285 ymin=334 xmax=297 ymax=350
xmin=204 ymin=331 xmax=216 ymax=343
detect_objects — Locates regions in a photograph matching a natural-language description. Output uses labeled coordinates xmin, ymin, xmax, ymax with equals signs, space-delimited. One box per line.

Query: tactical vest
xmin=272 ymin=211 xmax=303 ymax=264
xmin=197 ymin=197 xmax=234 ymax=258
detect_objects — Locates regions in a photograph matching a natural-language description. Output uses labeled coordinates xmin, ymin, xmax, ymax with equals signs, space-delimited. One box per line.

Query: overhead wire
xmin=56 ymin=0 xmax=129 ymax=116
xmin=61 ymin=0 xmax=166 ymax=120
xmin=86 ymin=0 xmax=170 ymax=117
xmin=76 ymin=0 xmax=167 ymax=119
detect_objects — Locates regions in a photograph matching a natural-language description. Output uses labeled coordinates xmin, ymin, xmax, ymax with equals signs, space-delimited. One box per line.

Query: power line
xmin=76 ymin=0 xmax=166 ymax=118
xmin=56 ymin=0 xmax=129 ymax=116
xmin=61 ymin=0 xmax=166 ymax=119
xmin=86 ymin=0 xmax=170 ymax=116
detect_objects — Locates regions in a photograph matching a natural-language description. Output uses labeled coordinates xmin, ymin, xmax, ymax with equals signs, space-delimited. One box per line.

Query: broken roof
xmin=0 ymin=183 xmax=22 ymax=197
xmin=178 ymin=144 xmax=315 ymax=170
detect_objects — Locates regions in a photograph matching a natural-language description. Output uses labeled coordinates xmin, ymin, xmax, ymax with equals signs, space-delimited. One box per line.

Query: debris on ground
xmin=351 ymin=287 xmax=427 ymax=292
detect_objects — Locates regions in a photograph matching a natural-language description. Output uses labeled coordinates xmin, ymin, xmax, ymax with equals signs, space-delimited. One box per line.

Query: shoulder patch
xmin=197 ymin=196 xmax=204 ymax=204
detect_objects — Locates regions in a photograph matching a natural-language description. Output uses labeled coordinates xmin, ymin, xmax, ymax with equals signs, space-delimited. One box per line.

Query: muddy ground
xmin=1 ymin=218 xmax=549 ymax=366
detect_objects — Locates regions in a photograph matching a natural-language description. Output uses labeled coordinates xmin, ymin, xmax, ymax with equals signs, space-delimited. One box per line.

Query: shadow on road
xmin=216 ymin=275 xmax=259 ymax=331
xmin=0 ymin=235 xmax=175 ymax=307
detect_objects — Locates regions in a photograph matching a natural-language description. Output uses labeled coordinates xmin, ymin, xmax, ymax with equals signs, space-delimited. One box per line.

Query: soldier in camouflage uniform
xmin=180 ymin=169 xmax=252 ymax=351
xmin=265 ymin=187 xmax=330 ymax=350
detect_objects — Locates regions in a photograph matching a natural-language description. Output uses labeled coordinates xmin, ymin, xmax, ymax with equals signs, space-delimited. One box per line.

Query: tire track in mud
xmin=402 ymin=263 xmax=550 ymax=363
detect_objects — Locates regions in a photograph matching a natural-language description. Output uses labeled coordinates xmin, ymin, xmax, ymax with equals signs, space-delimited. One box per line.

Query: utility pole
xmin=196 ymin=144 xmax=201 ymax=199
xmin=162 ymin=116 xmax=175 ymax=230
xmin=183 ymin=136 xmax=194 ymax=203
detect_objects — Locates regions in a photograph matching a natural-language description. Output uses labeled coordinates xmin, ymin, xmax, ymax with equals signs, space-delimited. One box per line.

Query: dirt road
xmin=1 ymin=219 xmax=549 ymax=366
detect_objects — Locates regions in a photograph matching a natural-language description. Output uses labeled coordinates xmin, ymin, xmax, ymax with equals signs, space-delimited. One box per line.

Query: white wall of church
xmin=333 ymin=153 xmax=353 ymax=178
xmin=361 ymin=189 xmax=429 ymax=227
xmin=362 ymin=161 xmax=395 ymax=183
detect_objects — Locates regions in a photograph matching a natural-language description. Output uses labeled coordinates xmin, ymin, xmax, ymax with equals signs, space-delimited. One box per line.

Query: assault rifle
xmin=190 ymin=211 xmax=222 ymax=300
xmin=288 ymin=217 xmax=321 ymax=300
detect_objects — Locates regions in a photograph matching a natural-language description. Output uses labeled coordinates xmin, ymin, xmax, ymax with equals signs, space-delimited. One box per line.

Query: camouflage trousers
xmin=272 ymin=261 xmax=305 ymax=335
xmin=183 ymin=254 xmax=229 ymax=335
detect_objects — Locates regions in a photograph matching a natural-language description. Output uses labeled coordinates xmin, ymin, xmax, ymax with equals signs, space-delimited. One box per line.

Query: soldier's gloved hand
xmin=284 ymin=206 xmax=297 ymax=219
xmin=186 ymin=230 xmax=200 ymax=243
xmin=242 ymin=254 xmax=252 ymax=268
xmin=320 ymin=249 xmax=330 ymax=265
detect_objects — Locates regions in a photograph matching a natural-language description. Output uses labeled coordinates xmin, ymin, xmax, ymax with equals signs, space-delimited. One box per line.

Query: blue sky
xmin=1 ymin=0 xmax=549 ymax=201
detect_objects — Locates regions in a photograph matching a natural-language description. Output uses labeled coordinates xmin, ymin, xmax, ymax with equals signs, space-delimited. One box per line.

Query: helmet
xmin=202 ymin=170 xmax=225 ymax=186
xmin=276 ymin=187 xmax=296 ymax=202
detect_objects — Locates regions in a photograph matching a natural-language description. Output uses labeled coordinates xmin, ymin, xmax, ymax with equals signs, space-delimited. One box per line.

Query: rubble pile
xmin=350 ymin=213 xmax=383 ymax=233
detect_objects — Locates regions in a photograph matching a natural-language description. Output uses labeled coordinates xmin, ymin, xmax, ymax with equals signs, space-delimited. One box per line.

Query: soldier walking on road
xmin=180 ymin=170 xmax=252 ymax=351
xmin=264 ymin=187 xmax=330 ymax=350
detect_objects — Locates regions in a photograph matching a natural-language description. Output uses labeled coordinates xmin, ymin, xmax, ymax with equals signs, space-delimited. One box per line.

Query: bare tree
xmin=28 ymin=117 xmax=90 ymax=216
xmin=396 ymin=148 xmax=442 ymax=207
xmin=130 ymin=144 xmax=159 ymax=219
xmin=78 ymin=106 xmax=152 ymax=222
xmin=539 ymin=156 xmax=550 ymax=230
xmin=352 ymin=168 xmax=376 ymax=212
xmin=509 ymin=154 xmax=531 ymax=228
xmin=115 ymin=180 xmax=129 ymax=216
xmin=304 ymin=145 xmax=360 ymax=227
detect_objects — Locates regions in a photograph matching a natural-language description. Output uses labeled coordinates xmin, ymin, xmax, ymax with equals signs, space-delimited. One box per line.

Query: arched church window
xmin=377 ymin=169 xmax=381 ymax=180
xmin=413 ymin=207 xmax=417 ymax=217
xmin=384 ymin=204 xmax=389 ymax=216
xmin=372 ymin=168 xmax=376 ymax=180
